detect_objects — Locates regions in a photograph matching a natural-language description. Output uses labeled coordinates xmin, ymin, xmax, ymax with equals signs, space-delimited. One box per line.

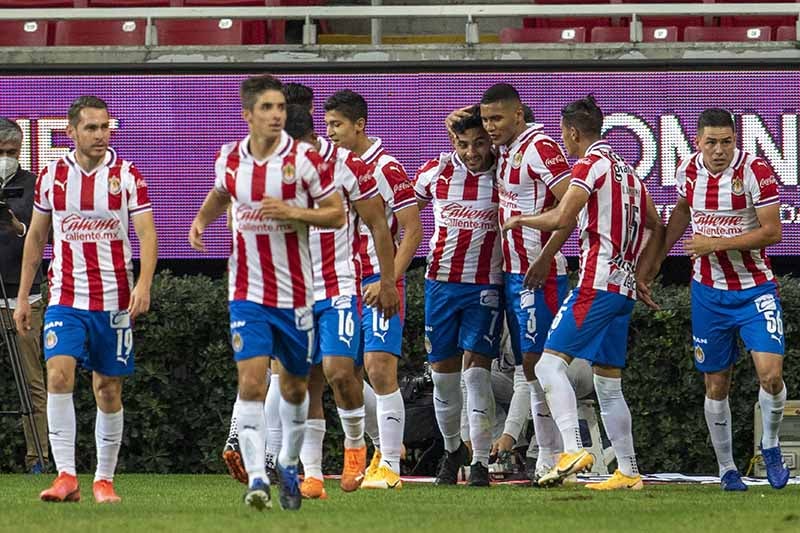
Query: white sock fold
xmin=300 ymin=418 xmax=326 ymax=480
xmin=431 ymin=370 xmax=463 ymax=453
xmin=278 ymin=393 xmax=309 ymax=467
xmin=376 ymin=389 xmax=404 ymax=474
xmin=363 ymin=381 xmax=380 ymax=449
xmin=47 ymin=392 xmax=76 ymax=476
xmin=593 ymin=375 xmax=638 ymax=477
xmin=528 ymin=379 xmax=562 ymax=467
xmin=94 ymin=408 xmax=124 ymax=482
xmin=228 ymin=394 xmax=241 ymax=441
xmin=535 ymin=354 xmax=582 ymax=452
xmin=760 ymin=383 xmax=787 ymax=449
xmin=337 ymin=406 xmax=366 ymax=449
xmin=464 ymin=367 xmax=494 ymax=466
xmin=265 ymin=374 xmax=282 ymax=463
xmin=704 ymin=396 xmax=736 ymax=476
xmin=238 ymin=400 xmax=267 ymax=486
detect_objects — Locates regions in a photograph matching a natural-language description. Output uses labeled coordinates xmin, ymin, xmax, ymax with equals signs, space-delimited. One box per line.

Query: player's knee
xmin=759 ymin=371 xmax=783 ymax=395
xmin=238 ymin=373 xmax=267 ymax=401
xmin=46 ymin=367 xmax=73 ymax=393
xmin=704 ymin=379 xmax=729 ymax=400
xmin=326 ymin=366 xmax=357 ymax=393
xmin=534 ymin=352 xmax=566 ymax=385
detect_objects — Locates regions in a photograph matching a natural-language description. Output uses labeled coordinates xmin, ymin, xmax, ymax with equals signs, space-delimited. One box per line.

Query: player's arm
xmin=636 ymin=193 xmax=666 ymax=310
xmin=392 ymin=204 xmax=422 ymax=282
xmin=13 ymin=210 xmax=51 ymax=333
xmin=684 ymin=203 xmax=781 ymax=262
xmin=662 ymin=196 xmax=691 ymax=261
xmin=525 ymin=178 xmax=576 ymax=289
xmin=504 ymin=184 xmax=589 ymax=233
xmin=261 ymin=191 xmax=345 ymax=229
xmin=493 ymin=366 xmax=530 ymax=455
xmin=129 ymin=211 xmax=158 ymax=319
xmin=189 ymin=188 xmax=231 ymax=252
xmin=354 ymin=194 xmax=400 ymax=319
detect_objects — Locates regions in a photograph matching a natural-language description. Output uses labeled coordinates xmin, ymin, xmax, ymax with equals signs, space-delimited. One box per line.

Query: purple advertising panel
xmin=1 ymin=72 xmax=798 ymax=258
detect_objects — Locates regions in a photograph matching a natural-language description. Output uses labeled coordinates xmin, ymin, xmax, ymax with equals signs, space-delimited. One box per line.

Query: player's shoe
xmin=538 ymin=450 xmax=594 ymax=487
xmin=93 ymin=480 xmax=122 ymax=503
xmin=434 ymin=442 xmax=469 ymax=485
xmin=222 ymin=437 xmax=247 ymax=485
xmin=365 ymin=449 xmax=382 ymax=480
xmin=585 ymin=470 xmax=643 ymax=491
xmin=761 ymin=446 xmax=790 ymax=489
xmin=40 ymin=472 xmax=80 ymax=503
xmin=720 ymin=469 xmax=748 ymax=492
xmin=360 ymin=464 xmax=402 ymax=490
xmin=340 ymin=446 xmax=367 ymax=492
xmin=243 ymin=477 xmax=272 ymax=511
xmin=468 ymin=462 xmax=490 ymax=487
xmin=276 ymin=462 xmax=302 ymax=510
xmin=300 ymin=477 xmax=328 ymax=500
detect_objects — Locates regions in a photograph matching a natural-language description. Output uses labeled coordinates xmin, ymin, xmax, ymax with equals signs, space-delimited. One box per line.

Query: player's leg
xmin=265 ymin=358 xmax=282 ymax=480
xmin=91 ymin=372 xmax=124 ymax=503
xmin=299 ymin=362 xmax=327 ymax=499
xmin=362 ymin=374 xmax=381 ymax=472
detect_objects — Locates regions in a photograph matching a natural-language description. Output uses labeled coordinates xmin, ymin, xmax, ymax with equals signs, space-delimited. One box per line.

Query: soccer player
xmin=189 ymin=75 xmax=345 ymax=511
xmin=413 ymin=106 xmax=503 ymax=487
xmin=14 ymin=96 xmax=158 ymax=503
xmin=504 ymin=95 xmax=665 ymax=490
xmin=324 ymin=90 xmax=422 ymax=489
xmin=640 ymin=108 xmax=790 ymax=491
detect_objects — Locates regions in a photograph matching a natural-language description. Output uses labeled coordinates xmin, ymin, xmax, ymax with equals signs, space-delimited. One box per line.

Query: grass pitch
xmin=3 ymin=474 xmax=800 ymax=533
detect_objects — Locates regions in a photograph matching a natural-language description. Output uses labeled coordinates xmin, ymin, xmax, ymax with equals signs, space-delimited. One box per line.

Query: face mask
xmin=0 ymin=156 xmax=19 ymax=180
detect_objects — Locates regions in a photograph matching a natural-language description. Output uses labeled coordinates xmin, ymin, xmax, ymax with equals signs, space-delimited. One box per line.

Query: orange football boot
xmin=340 ymin=446 xmax=367 ymax=492
xmin=40 ymin=472 xmax=80 ymax=503
xmin=93 ymin=479 xmax=122 ymax=504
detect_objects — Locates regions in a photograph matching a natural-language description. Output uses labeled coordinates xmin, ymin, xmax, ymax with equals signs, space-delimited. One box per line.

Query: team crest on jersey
xmin=282 ymin=163 xmax=297 ymax=184
xmin=108 ymin=175 xmax=122 ymax=195
xmin=731 ymin=176 xmax=744 ymax=196
xmin=512 ymin=152 xmax=523 ymax=169
xmin=45 ymin=329 xmax=58 ymax=350
xmin=232 ymin=332 xmax=244 ymax=353
xmin=694 ymin=345 xmax=705 ymax=364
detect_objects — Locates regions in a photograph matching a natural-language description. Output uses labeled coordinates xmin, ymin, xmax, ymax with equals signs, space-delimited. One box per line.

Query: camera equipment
xmin=0 ymin=186 xmax=24 ymax=224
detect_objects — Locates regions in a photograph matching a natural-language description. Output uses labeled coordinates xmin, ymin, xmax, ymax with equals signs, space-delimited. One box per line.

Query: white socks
xmin=704 ymin=396 xmax=736 ymax=476
xmin=535 ymin=354 xmax=582 ymax=452
xmin=228 ymin=394 xmax=241 ymax=441
xmin=464 ymin=367 xmax=494 ymax=466
xmin=376 ymin=389 xmax=404 ymax=473
xmin=593 ymin=375 xmax=638 ymax=477
xmin=528 ymin=379 xmax=562 ymax=468
xmin=300 ymin=418 xmax=325 ymax=480
xmin=278 ymin=394 xmax=309 ymax=467
xmin=94 ymin=408 xmax=124 ymax=482
xmin=363 ymin=381 xmax=380 ymax=449
xmin=337 ymin=406 xmax=366 ymax=449
xmin=431 ymin=370 xmax=463 ymax=453
xmin=265 ymin=373 xmax=282 ymax=466
xmin=47 ymin=392 xmax=76 ymax=476
xmin=237 ymin=400 xmax=267 ymax=486
xmin=759 ymin=383 xmax=786 ymax=449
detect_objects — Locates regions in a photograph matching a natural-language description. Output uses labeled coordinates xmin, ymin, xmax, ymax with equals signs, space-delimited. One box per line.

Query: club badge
xmin=282 ymin=163 xmax=297 ymax=184
xmin=694 ymin=345 xmax=705 ymax=364
xmin=108 ymin=175 xmax=122 ymax=195
xmin=731 ymin=176 xmax=744 ymax=196
xmin=512 ymin=152 xmax=523 ymax=169
xmin=45 ymin=330 xmax=58 ymax=350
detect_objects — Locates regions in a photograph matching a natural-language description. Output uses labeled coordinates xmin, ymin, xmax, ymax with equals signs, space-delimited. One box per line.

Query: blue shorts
xmin=43 ymin=305 xmax=135 ymax=377
xmin=424 ymin=279 xmax=504 ymax=363
xmin=360 ymin=274 xmax=405 ymax=357
xmin=229 ymin=300 xmax=315 ymax=377
xmin=312 ymin=295 xmax=362 ymax=366
xmin=544 ymin=287 xmax=635 ymax=369
xmin=691 ymin=280 xmax=784 ymax=373
xmin=504 ymin=273 xmax=569 ymax=363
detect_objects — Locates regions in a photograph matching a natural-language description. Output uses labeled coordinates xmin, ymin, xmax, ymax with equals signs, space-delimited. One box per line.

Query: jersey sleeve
xmin=33 ymin=165 xmax=52 ymax=213
xmin=213 ymin=143 xmax=238 ymax=195
xmin=674 ymin=157 xmax=689 ymax=198
xmin=569 ymin=157 xmax=598 ymax=194
xmin=125 ymin=163 xmax=152 ymax=216
xmin=413 ymin=157 xmax=441 ymax=202
xmin=301 ymin=149 xmax=336 ymax=202
xmin=748 ymin=157 xmax=780 ymax=208
xmin=527 ymin=137 xmax=571 ymax=189
xmin=342 ymin=153 xmax=378 ymax=203
xmin=380 ymin=159 xmax=416 ymax=213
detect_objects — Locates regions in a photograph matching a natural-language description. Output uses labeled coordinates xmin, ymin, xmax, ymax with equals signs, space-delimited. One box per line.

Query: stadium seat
xmin=0 ymin=1 xmax=74 ymax=5
xmin=776 ymin=25 xmax=798 ymax=40
xmin=684 ymin=25 xmax=772 ymax=42
xmin=156 ymin=18 xmax=245 ymax=45
xmin=523 ymin=0 xmax=612 ymax=33
xmin=591 ymin=25 xmax=678 ymax=42
xmin=715 ymin=0 xmax=799 ymax=33
xmin=499 ymin=27 xmax=587 ymax=44
xmin=87 ymin=1 xmax=171 ymax=6
xmin=54 ymin=19 xmax=147 ymax=45
xmin=0 ymin=20 xmax=49 ymax=46
xmin=181 ymin=1 xmax=267 ymax=44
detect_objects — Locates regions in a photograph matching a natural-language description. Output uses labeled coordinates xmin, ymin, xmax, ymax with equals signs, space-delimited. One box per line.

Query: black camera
xmin=0 ymin=186 xmax=24 ymax=224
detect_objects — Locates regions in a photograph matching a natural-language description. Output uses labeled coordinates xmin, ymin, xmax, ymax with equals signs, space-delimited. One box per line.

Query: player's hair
xmin=283 ymin=83 xmax=314 ymax=111
xmin=480 ymin=83 xmax=521 ymax=105
xmin=67 ymin=96 xmax=109 ymax=127
xmin=324 ymin=90 xmax=368 ymax=124
xmin=451 ymin=105 xmax=484 ymax=135
xmin=697 ymin=108 xmax=736 ymax=134
xmin=561 ymin=95 xmax=603 ymax=137
xmin=285 ymin=104 xmax=315 ymax=140
xmin=522 ymin=104 xmax=535 ymax=123
xmin=240 ymin=74 xmax=284 ymax=111
xmin=0 ymin=117 xmax=23 ymax=144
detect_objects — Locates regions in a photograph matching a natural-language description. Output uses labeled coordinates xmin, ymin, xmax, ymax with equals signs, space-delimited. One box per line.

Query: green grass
xmin=3 ymin=474 xmax=800 ymax=533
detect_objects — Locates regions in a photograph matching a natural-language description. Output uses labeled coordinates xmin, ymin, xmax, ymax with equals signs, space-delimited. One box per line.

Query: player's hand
xmin=128 ymin=282 xmax=151 ymax=319
xmin=375 ymin=281 xmax=400 ymax=319
xmin=502 ymin=216 xmax=522 ymax=232
xmin=188 ymin=219 xmax=207 ymax=252
xmin=636 ymin=278 xmax=659 ymax=311
xmin=524 ymin=254 xmax=551 ymax=290
xmin=490 ymin=433 xmax=516 ymax=457
xmin=445 ymin=106 xmax=473 ymax=134
xmin=260 ymin=196 xmax=296 ymax=221
xmin=13 ymin=299 xmax=32 ymax=334
xmin=683 ymin=234 xmax=718 ymax=262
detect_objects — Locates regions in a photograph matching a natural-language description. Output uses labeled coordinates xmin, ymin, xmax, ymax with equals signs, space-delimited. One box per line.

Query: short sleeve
xmin=342 ymin=153 xmax=378 ymax=202
xmin=569 ymin=157 xmax=597 ymax=194
xmin=213 ymin=149 xmax=230 ymax=194
xmin=302 ymin=149 xmax=336 ymax=202
xmin=675 ymin=158 xmax=688 ymax=198
xmin=748 ymin=157 xmax=780 ymax=208
xmin=33 ymin=165 xmax=52 ymax=213
xmin=413 ymin=158 xmax=440 ymax=202
xmin=125 ymin=163 xmax=152 ymax=216
xmin=380 ymin=159 xmax=415 ymax=212
xmin=528 ymin=137 xmax=571 ymax=188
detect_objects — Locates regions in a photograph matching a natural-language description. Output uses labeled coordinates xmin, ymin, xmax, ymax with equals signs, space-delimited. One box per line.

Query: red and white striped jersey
xmin=570 ymin=141 xmax=648 ymax=299
xmin=357 ymin=137 xmax=416 ymax=278
xmin=215 ymin=132 xmax=336 ymax=309
xmin=676 ymin=149 xmax=779 ymax=290
xmin=310 ymin=137 xmax=378 ymax=301
xmin=414 ymin=151 xmax=503 ymax=285
xmin=34 ymin=148 xmax=151 ymax=311
xmin=496 ymin=124 xmax=570 ymax=276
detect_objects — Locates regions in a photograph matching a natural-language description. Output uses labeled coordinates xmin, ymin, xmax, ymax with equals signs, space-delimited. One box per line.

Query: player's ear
xmin=355 ymin=117 xmax=366 ymax=134
xmin=241 ymin=107 xmax=251 ymax=124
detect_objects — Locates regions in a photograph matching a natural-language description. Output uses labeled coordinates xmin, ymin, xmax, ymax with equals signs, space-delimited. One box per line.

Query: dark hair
xmin=284 ymin=104 xmax=315 ymax=140
xmin=0 ymin=117 xmax=23 ymax=144
xmin=451 ymin=105 xmax=484 ymax=135
xmin=283 ymin=82 xmax=314 ymax=111
xmin=561 ymin=95 xmax=603 ymax=137
xmin=67 ymin=96 xmax=108 ymax=127
xmin=480 ymin=83 xmax=520 ymax=105
xmin=240 ymin=74 xmax=283 ymax=111
xmin=698 ymin=108 xmax=735 ymax=134
xmin=324 ymin=90 xmax=368 ymax=124
xmin=522 ymin=104 xmax=535 ymax=123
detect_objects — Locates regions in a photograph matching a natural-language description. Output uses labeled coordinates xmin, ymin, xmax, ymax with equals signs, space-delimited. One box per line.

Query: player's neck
xmin=576 ymin=137 xmax=601 ymax=157
xmin=248 ymin=133 xmax=282 ymax=161
xmin=508 ymin=122 xmax=528 ymax=145
xmin=352 ymin=135 xmax=373 ymax=158
xmin=75 ymin=150 xmax=105 ymax=174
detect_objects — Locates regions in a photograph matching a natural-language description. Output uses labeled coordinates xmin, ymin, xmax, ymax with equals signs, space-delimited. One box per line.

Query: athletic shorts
xmin=691 ymin=280 xmax=784 ymax=373
xmin=228 ymin=300 xmax=315 ymax=377
xmin=424 ymin=279 xmax=504 ymax=363
xmin=312 ymin=295 xmax=362 ymax=366
xmin=360 ymin=274 xmax=405 ymax=357
xmin=43 ymin=305 xmax=135 ymax=377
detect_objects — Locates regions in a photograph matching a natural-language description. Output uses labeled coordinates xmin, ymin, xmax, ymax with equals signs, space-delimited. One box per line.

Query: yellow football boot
xmin=585 ymin=470 xmax=643 ymax=491
xmin=364 ymin=449 xmax=382 ymax=479
xmin=538 ymin=449 xmax=594 ymax=487
xmin=360 ymin=464 xmax=402 ymax=490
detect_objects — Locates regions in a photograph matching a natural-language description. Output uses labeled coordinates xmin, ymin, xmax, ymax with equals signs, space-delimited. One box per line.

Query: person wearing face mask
xmin=0 ymin=117 xmax=48 ymax=474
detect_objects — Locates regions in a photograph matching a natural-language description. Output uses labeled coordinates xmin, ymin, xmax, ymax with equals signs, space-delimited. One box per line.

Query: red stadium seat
xmin=156 ymin=18 xmax=245 ymax=45
xmin=0 ymin=20 xmax=49 ymax=46
xmin=591 ymin=25 xmax=678 ymax=43
xmin=500 ymin=27 xmax=587 ymax=44
xmin=776 ymin=25 xmax=798 ymax=40
xmin=0 ymin=1 xmax=75 ymax=6
xmin=523 ymin=0 xmax=611 ymax=32
xmin=684 ymin=25 xmax=772 ymax=42
xmin=715 ymin=0 xmax=799 ymax=33
xmin=54 ymin=19 xmax=147 ymax=45
xmin=87 ymin=1 xmax=172 ymax=6
xmin=182 ymin=1 xmax=267 ymax=44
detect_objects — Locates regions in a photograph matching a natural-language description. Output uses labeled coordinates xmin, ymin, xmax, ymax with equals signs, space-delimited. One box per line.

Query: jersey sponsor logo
xmin=731 ymin=176 xmax=744 ymax=196
xmin=230 ymin=320 xmax=246 ymax=329
xmin=44 ymin=320 xmax=63 ymax=330
xmin=45 ymin=329 xmax=58 ymax=350
xmin=295 ymin=306 xmax=314 ymax=331
xmin=692 ymin=335 xmax=708 ymax=345
xmin=282 ymin=163 xmax=297 ymax=184
xmin=60 ymin=214 xmax=123 ymax=242
xmin=392 ymin=180 xmax=413 ymax=194
xmin=754 ymin=293 xmax=777 ymax=313
xmin=110 ymin=311 xmax=130 ymax=329
xmin=108 ymin=175 xmax=122 ymax=195
xmin=758 ymin=175 xmax=777 ymax=189
xmin=479 ymin=289 xmax=500 ymax=308
xmin=692 ymin=212 xmax=745 ymax=238
xmin=235 ymin=204 xmax=295 ymax=233
xmin=544 ymin=155 xmax=567 ymax=168
xmin=440 ymin=203 xmax=498 ymax=231
xmin=232 ymin=331 xmax=244 ymax=353
xmin=694 ymin=345 xmax=705 ymax=363
xmin=332 ymin=295 xmax=352 ymax=310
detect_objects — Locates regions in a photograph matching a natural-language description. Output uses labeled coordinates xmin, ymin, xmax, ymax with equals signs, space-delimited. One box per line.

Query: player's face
xmin=454 ymin=127 xmax=493 ymax=173
xmin=560 ymin=119 xmax=579 ymax=157
xmin=67 ymin=107 xmax=111 ymax=161
xmin=243 ymin=89 xmax=286 ymax=140
xmin=324 ymin=110 xmax=362 ymax=151
xmin=480 ymin=101 xmax=522 ymax=146
xmin=696 ymin=126 xmax=736 ymax=174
